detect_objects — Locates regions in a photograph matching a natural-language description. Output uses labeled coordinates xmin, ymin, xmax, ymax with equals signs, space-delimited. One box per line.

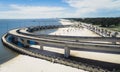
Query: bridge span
xmin=2 ymin=25 xmax=120 ymax=57
xmin=1 ymin=24 xmax=120 ymax=71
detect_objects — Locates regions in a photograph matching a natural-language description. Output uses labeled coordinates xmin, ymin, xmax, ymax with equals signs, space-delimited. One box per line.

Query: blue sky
xmin=0 ymin=0 xmax=120 ymax=19
xmin=0 ymin=0 xmax=68 ymax=7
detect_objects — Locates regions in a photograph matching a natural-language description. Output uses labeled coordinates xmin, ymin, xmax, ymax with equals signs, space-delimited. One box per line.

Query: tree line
xmin=65 ymin=17 xmax=120 ymax=27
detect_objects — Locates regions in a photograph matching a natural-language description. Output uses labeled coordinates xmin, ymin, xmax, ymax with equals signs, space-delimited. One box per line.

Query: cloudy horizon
xmin=0 ymin=0 xmax=120 ymax=19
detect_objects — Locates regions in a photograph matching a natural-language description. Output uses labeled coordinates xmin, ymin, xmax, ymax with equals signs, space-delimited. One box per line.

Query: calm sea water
xmin=0 ymin=19 xmax=61 ymax=64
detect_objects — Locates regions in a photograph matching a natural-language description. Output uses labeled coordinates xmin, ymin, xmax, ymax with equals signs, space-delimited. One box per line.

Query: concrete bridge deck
xmin=2 ymin=34 xmax=111 ymax=72
xmin=8 ymin=28 xmax=120 ymax=53
xmin=2 ymin=25 xmax=120 ymax=65
xmin=18 ymin=28 xmax=120 ymax=44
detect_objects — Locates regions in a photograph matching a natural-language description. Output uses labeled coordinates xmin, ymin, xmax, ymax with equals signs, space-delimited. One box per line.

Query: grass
xmin=94 ymin=24 xmax=120 ymax=32
xmin=107 ymin=25 xmax=120 ymax=32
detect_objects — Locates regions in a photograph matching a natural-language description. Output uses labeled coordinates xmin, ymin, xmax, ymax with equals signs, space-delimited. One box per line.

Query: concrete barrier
xmin=2 ymin=24 xmax=120 ymax=72
xmin=1 ymin=33 xmax=115 ymax=72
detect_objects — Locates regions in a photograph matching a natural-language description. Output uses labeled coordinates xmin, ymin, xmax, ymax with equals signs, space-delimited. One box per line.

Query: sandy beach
xmin=0 ymin=55 xmax=87 ymax=72
xmin=0 ymin=19 xmax=120 ymax=72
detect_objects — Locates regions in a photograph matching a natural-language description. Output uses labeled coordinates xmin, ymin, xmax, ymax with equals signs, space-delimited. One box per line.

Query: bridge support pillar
xmin=38 ymin=42 xmax=43 ymax=50
xmin=23 ymin=39 xmax=29 ymax=48
xmin=40 ymin=44 xmax=43 ymax=50
xmin=12 ymin=36 xmax=18 ymax=44
xmin=64 ymin=46 xmax=70 ymax=58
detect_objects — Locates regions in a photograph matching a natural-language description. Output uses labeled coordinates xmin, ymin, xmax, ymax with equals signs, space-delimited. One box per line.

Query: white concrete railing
xmin=7 ymin=27 xmax=120 ymax=58
xmin=18 ymin=26 xmax=120 ymax=45
xmin=1 ymin=25 xmax=120 ymax=71
xmin=2 ymin=34 xmax=109 ymax=72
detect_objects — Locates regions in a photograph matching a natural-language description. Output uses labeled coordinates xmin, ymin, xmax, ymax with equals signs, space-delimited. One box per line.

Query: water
xmin=0 ymin=19 xmax=61 ymax=64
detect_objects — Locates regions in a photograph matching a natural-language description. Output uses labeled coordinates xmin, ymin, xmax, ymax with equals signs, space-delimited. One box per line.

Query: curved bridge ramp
xmin=2 ymin=25 xmax=120 ymax=71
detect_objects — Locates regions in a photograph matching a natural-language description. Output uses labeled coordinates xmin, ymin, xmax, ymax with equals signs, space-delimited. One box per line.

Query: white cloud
xmin=10 ymin=5 xmax=65 ymax=12
xmin=0 ymin=0 xmax=120 ymax=19
xmin=64 ymin=0 xmax=120 ymax=16
xmin=0 ymin=5 xmax=65 ymax=19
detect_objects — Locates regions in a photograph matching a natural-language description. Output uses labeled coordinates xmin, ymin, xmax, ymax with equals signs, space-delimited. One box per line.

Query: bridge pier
xmin=40 ymin=44 xmax=43 ymax=50
xmin=11 ymin=36 xmax=19 ymax=45
xmin=38 ymin=42 xmax=44 ymax=50
xmin=23 ymin=39 xmax=29 ymax=48
xmin=64 ymin=46 xmax=70 ymax=58
xmin=111 ymin=32 xmax=118 ymax=44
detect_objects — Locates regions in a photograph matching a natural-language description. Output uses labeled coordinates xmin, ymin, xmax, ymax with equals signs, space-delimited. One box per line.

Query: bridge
xmin=2 ymin=24 xmax=120 ymax=57
xmin=2 ymin=23 xmax=120 ymax=71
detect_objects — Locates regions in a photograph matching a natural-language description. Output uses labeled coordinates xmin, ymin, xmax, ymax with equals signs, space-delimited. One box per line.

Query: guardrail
xmin=18 ymin=25 xmax=120 ymax=45
xmin=27 ymin=25 xmax=70 ymax=32
xmin=2 ymin=25 xmax=120 ymax=71
xmin=8 ymin=25 xmax=120 ymax=54
xmin=2 ymin=34 xmax=110 ymax=72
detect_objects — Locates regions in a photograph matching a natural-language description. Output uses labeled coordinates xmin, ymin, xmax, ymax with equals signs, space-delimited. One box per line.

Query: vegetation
xmin=65 ymin=17 xmax=120 ymax=31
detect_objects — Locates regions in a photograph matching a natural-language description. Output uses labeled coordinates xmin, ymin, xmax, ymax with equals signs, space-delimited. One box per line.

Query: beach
xmin=0 ymin=55 xmax=87 ymax=72
xmin=0 ymin=19 xmax=120 ymax=72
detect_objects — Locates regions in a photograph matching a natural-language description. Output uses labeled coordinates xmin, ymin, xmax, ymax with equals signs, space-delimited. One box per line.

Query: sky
xmin=0 ymin=0 xmax=120 ymax=19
